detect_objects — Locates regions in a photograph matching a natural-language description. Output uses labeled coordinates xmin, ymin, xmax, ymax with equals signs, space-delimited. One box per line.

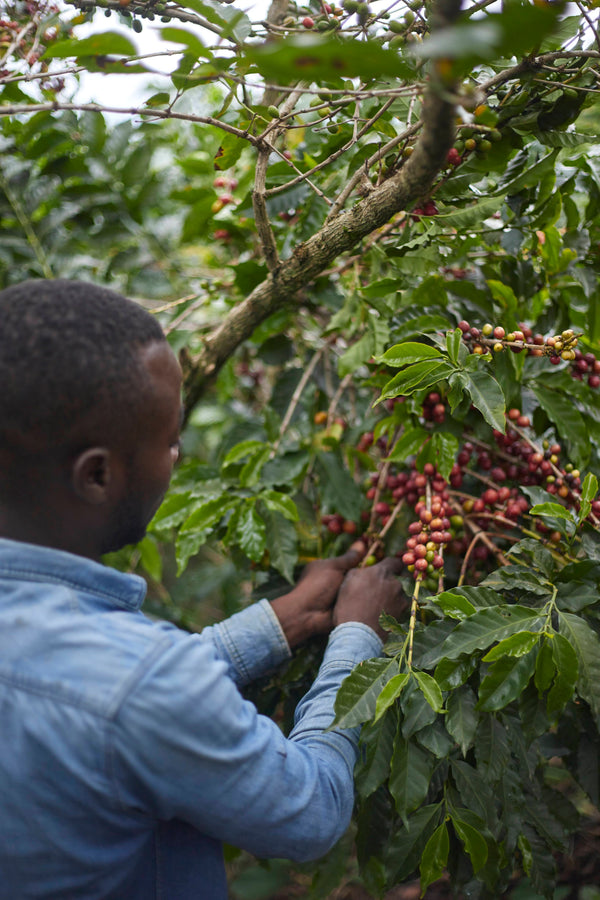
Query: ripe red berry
xmin=493 ymin=326 xmax=505 ymax=339
xmin=302 ymin=15 xmax=314 ymax=27
xmin=458 ymin=320 xmax=470 ymax=333
xmin=414 ymin=558 xmax=428 ymax=572
xmin=589 ymin=374 xmax=600 ymax=388
xmin=446 ymin=147 xmax=461 ymax=167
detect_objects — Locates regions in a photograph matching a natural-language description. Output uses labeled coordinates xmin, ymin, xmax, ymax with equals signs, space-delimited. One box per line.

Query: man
xmin=0 ymin=279 xmax=405 ymax=899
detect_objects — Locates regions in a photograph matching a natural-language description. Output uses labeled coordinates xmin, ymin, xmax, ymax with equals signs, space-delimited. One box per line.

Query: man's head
xmin=0 ymin=279 xmax=182 ymax=558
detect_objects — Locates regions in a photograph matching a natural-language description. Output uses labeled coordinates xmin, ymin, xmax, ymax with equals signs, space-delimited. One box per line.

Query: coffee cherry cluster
xmin=421 ymin=391 xmax=446 ymax=424
xmin=457 ymin=320 xmax=600 ymax=388
xmin=319 ymin=401 xmax=599 ymax=593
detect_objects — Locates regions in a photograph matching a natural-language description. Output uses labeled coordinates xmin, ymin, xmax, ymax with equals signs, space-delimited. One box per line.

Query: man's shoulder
xmin=0 ymin=569 xmax=195 ymax=719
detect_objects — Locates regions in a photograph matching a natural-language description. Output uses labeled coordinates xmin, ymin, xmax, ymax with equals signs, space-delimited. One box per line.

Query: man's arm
xmin=197 ymin=543 xmax=365 ymax=687
xmin=110 ymin=558 xmax=405 ymax=862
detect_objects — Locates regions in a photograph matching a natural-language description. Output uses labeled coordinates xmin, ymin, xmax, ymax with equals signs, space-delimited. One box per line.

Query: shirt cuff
xmin=209 ymin=599 xmax=292 ymax=686
xmin=322 ymin=622 xmax=384 ymax=670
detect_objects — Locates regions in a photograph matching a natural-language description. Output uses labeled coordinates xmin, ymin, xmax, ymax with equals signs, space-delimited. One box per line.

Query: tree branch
xmin=182 ymin=0 xmax=463 ymax=415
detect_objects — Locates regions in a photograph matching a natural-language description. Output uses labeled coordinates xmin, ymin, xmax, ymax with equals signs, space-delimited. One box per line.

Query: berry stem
xmin=407 ymin=575 xmax=422 ymax=668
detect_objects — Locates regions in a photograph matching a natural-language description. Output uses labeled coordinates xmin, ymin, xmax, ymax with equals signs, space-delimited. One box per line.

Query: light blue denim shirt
xmin=0 ymin=538 xmax=382 ymax=899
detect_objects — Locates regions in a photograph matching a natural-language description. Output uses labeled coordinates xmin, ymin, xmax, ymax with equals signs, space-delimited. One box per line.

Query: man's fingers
xmin=376 ymin=556 xmax=404 ymax=577
xmin=333 ymin=540 xmax=368 ymax=571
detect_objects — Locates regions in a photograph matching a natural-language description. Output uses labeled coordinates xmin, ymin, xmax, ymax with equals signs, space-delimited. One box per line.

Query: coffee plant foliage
xmin=3 ymin=0 xmax=600 ymax=895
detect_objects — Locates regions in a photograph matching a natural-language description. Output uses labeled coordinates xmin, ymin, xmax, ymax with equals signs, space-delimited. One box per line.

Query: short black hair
xmin=0 ymin=279 xmax=165 ymax=465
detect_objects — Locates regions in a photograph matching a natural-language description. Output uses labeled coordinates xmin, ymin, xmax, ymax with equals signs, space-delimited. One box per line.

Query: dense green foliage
xmin=3 ymin=0 xmax=600 ymax=895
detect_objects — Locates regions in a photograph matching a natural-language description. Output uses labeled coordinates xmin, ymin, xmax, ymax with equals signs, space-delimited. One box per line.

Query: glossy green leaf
xmin=419 ymin=822 xmax=449 ymax=895
xmin=436 ymin=606 xmax=545 ymax=662
xmin=332 ymin=658 xmax=399 ymax=729
xmin=534 ymin=638 xmax=555 ymax=693
xmin=451 ymin=812 xmax=489 ymax=873
xmin=385 ymin=426 xmax=429 ymax=462
xmin=433 ymin=591 xmax=476 ymax=620
xmin=263 ymin=509 xmax=298 ymax=583
xmin=378 ymin=361 xmax=455 ymax=402
xmin=259 ymin=490 xmax=299 ymax=522
xmin=246 ymin=35 xmax=414 ymax=85
xmin=483 ymin=631 xmax=540 ymax=662
xmin=375 ymin=341 xmax=443 ymax=368
xmin=356 ymin=712 xmax=397 ymax=798
xmin=463 ymin=370 xmax=506 ymax=433
xmin=557 ymin=614 xmax=600 ymax=720
xmin=374 ymin=672 xmax=410 ymax=723
xmin=389 ymin=739 xmax=435 ymax=822
xmin=445 ymin=685 xmax=479 ymax=756
xmin=385 ymin=803 xmax=443 ymax=884
xmin=532 ymin=383 xmax=589 ymax=467
xmin=478 ymin=648 xmax=537 ymax=711
xmin=230 ymin=502 xmax=266 ymax=562
xmin=413 ymin=671 xmax=445 ymax=714
xmin=41 ymin=32 xmax=138 ymax=60
xmin=579 ymin=472 xmax=598 ymax=524
xmin=547 ymin=632 xmax=578 ymax=717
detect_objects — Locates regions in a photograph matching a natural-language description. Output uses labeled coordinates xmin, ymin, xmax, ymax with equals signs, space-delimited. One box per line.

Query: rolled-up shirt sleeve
xmin=109 ymin=617 xmax=382 ymax=862
xmin=198 ymin=599 xmax=292 ymax=686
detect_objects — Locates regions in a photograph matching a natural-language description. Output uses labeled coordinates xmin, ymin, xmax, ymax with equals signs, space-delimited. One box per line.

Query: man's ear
xmin=71 ymin=448 xmax=114 ymax=505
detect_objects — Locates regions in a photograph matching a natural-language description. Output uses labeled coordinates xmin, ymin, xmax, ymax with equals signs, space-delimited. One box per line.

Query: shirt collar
xmin=0 ymin=538 xmax=147 ymax=611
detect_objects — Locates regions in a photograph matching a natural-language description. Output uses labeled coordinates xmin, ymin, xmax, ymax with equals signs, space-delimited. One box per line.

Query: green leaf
xmin=137 ymin=535 xmax=162 ymax=583
xmin=451 ymin=813 xmax=488 ymax=873
xmin=223 ymin=439 xmax=266 ymax=465
xmin=436 ymin=606 xmax=545 ymax=662
xmin=434 ymin=656 xmax=477 ymax=691
xmin=445 ymin=328 xmax=463 ymax=366
xmin=416 ymin=432 xmax=459 ymax=483
xmin=259 ymin=490 xmax=299 ymax=522
xmin=179 ymin=496 xmax=238 ymax=534
xmin=433 ymin=591 xmax=477 ymax=620
xmin=529 ymin=502 xmax=576 ymax=534
xmin=263 ymin=509 xmax=298 ymax=583
xmin=445 ymin=685 xmax=479 ymax=755
xmin=419 ymin=822 xmax=449 ymax=895
xmin=483 ymin=631 xmax=540 ymax=662
xmin=374 ymin=672 xmax=410 ymax=723
xmin=229 ymin=502 xmax=266 ymax=562
xmin=356 ymin=712 xmax=397 ymax=798
xmin=385 ymin=426 xmax=429 ymax=462
xmin=332 ymin=658 xmax=399 ymax=729
xmin=375 ymin=341 xmax=443 ymax=368
xmin=149 ymin=491 xmax=193 ymax=533
xmin=558 ymin=612 xmax=600 ymax=724
xmin=579 ymin=472 xmax=598 ymax=524
xmin=316 ymin=452 xmax=364 ymax=522
xmin=463 ymin=370 xmax=506 ymax=433
xmin=378 ymin=361 xmax=455 ymax=402
xmin=389 ymin=739 xmax=435 ymax=822
xmin=477 ymin=648 xmax=537 ymax=712
xmin=41 ymin=32 xmax=138 ymax=59
xmin=532 ymin=383 xmax=589 ymax=467
xmin=475 ymin=716 xmax=510 ymax=782
xmin=159 ymin=27 xmax=212 ymax=61
xmin=338 ymin=330 xmax=374 ymax=377
xmin=240 ymin=445 xmax=270 ymax=487
xmin=534 ymin=638 xmax=555 ymax=693
xmin=246 ymin=35 xmax=414 ymax=86
xmin=413 ymin=671 xmax=445 ymax=714
xmin=547 ymin=632 xmax=578 ymax=717
xmin=385 ymin=803 xmax=442 ymax=884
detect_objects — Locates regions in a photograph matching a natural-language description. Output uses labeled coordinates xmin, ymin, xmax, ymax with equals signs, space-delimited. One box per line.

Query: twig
xmin=269 ymin=343 xmax=330 ymax=458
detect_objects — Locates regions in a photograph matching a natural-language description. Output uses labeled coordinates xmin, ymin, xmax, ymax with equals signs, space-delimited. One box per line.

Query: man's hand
xmin=270 ymin=542 xmax=366 ymax=648
xmin=333 ymin=557 xmax=407 ymax=641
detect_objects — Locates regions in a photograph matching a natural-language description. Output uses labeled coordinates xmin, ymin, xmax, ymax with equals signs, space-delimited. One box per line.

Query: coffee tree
xmin=2 ymin=0 xmax=600 ymax=895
